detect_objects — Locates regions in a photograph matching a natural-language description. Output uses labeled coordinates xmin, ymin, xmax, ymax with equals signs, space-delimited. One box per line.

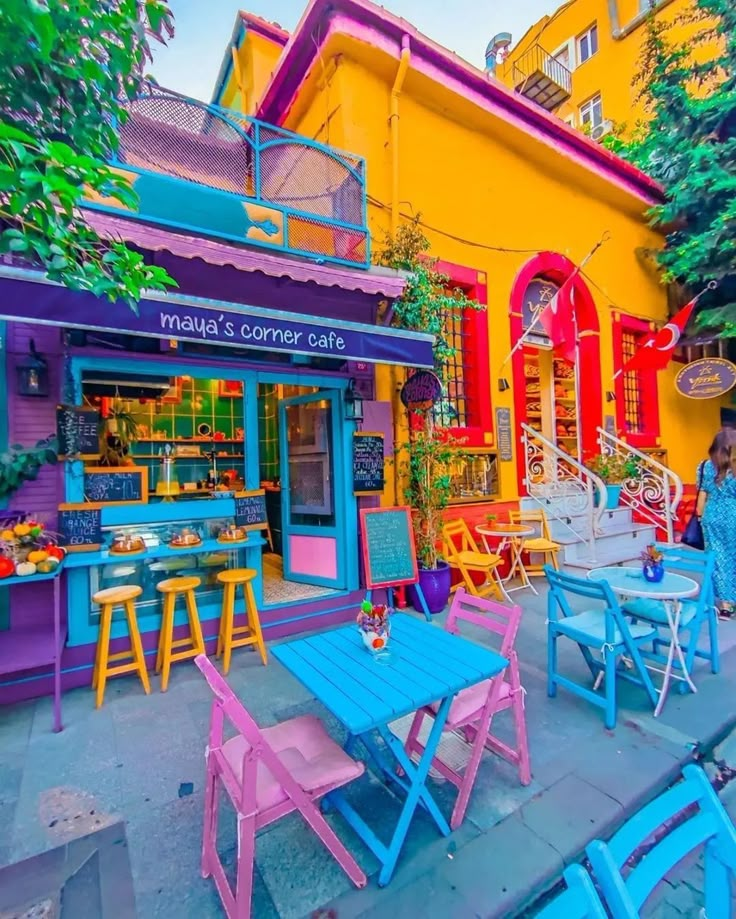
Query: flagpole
xmin=498 ymin=230 xmax=611 ymax=372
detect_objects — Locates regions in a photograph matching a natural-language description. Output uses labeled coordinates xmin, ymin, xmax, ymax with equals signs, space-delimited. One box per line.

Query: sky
xmin=151 ymin=0 xmax=558 ymax=102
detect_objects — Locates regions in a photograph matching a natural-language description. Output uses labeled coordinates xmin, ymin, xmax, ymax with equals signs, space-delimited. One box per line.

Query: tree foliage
xmin=0 ymin=0 xmax=177 ymax=307
xmin=607 ymin=0 xmax=735 ymax=327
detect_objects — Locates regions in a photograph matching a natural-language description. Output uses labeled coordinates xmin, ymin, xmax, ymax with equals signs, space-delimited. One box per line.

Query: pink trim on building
xmin=239 ymin=11 xmax=290 ymax=45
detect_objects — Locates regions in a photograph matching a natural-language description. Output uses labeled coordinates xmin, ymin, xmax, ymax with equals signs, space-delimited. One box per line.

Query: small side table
xmin=476 ymin=523 xmax=536 ymax=598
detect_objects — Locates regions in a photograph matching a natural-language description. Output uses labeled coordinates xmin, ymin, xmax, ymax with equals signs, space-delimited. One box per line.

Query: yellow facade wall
xmin=221 ymin=31 xmax=285 ymax=115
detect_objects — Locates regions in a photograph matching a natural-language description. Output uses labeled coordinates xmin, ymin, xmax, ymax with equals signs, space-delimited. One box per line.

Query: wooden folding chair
xmin=442 ymin=519 xmax=504 ymax=601
xmin=404 ymin=589 xmax=531 ymax=829
xmin=194 ymin=655 xmax=366 ymax=918
xmin=509 ymin=508 xmax=561 ymax=576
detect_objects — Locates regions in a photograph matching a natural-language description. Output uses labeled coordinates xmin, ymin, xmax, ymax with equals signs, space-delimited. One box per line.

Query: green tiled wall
xmin=134 ymin=378 xmax=244 ymax=440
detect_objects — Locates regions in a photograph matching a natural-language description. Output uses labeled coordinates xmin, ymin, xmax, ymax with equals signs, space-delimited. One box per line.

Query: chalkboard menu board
xmin=234 ymin=490 xmax=268 ymax=529
xmin=353 ymin=432 xmax=385 ymax=495
xmin=58 ymin=503 xmax=102 ymax=551
xmin=360 ymin=507 xmax=418 ymax=589
xmin=56 ymin=405 xmax=100 ymax=458
xmin=83 ymin=467 xmax=148 ymax=505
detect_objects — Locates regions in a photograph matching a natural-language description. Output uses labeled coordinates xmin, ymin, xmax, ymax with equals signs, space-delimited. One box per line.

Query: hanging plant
xmin=0 ymin=436 xmax=58 ymax=499
xmin=99 ymin=399 xmax=140 ymax=454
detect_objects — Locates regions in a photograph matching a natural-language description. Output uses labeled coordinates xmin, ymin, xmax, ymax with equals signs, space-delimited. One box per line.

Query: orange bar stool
xmin=92 ymin=585 xmax=151 ymax=708
xmin=216 ymin=568 xmax=268 ymax=673
xmin=155 ymin=576 xmax=206 ymax=691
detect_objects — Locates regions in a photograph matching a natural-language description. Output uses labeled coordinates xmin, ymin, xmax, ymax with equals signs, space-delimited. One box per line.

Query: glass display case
xmin=448 ymin=450 xmax=499 ymax=504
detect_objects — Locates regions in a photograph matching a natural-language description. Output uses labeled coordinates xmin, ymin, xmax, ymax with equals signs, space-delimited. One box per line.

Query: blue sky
xmin=151 ymin=0 xmax=557 ymax=102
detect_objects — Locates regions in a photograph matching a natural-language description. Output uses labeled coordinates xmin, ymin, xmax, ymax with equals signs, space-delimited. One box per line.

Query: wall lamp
xmin=16 ymin=339 xmax=49 ymax=397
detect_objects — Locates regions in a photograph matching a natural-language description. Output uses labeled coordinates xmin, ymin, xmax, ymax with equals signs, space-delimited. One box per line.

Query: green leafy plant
xmin=0 ymin=0 xmax=177 ymax=309
xmin=587 ymin=452 xmax=642 ymax=485
xmin=100 ymin=399 xmax=140 ymax=455
xmin=0 ymin=436 xmax=57 ymax=498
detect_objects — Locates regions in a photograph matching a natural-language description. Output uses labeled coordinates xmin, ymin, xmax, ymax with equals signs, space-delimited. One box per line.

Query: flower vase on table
xmin=357 ymin=599 xmax=391 ymax=657
xmin=641 ymin=544 xmax=665 ymax=583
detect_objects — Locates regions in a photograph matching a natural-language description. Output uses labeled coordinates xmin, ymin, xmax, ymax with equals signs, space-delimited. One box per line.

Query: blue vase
xmin=643 ymin=562 xmax=664 ymax=583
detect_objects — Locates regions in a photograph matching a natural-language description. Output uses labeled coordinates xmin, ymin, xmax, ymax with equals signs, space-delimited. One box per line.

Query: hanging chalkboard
xmin=234 ymin=490 xmax=268 ymax=529
xmin=353 ymin=432 xmax=385 ymax=495
xmin=56 ymin=405 xmax=100 ymax=459
xmin=360 ymin=506 xmax=419 ymax=589
xmin=83 ymin=467 xmax=148 ymax=506
xmin=58 ymin=503 xmax=102 ymax=551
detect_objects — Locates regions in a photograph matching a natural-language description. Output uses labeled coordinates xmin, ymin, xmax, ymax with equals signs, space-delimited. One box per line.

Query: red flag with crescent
xmin=619 ymin=299 xmax=696 ymax=374
xmin=538 ymin=285 xmax=577 ymax=361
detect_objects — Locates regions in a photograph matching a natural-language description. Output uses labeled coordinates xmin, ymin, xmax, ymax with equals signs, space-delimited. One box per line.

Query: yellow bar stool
xmin=155 ymin=576 xmax=206 ymax=691
xmin=216 ymin=568 xmax=268 ymax=673
xmin=92 ymin=585 xmax=151 ymax=708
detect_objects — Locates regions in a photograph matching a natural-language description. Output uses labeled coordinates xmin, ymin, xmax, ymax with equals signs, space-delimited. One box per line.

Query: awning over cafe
xmin=0 ymin=267 xmax=434 ymax=369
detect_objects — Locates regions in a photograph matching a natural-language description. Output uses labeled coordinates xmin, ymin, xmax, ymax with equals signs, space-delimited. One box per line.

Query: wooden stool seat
xmin=216 ymin=568 xmax=267 ymax=673
xmin=92 ymin=584 xmax=150 ymax=708
xmin=155 ymin=576 xmax=205 ymax=691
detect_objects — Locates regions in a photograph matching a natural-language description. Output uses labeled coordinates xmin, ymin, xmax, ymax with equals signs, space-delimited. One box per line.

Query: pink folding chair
xmin=404 ymin=589 xmax=531 ymax=830
xmin=194 ymin=655 xmax=367 ymax=918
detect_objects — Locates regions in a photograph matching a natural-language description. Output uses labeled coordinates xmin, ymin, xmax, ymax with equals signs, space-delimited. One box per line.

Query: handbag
xmin=681 ymin=462 xmax=705 ymax=550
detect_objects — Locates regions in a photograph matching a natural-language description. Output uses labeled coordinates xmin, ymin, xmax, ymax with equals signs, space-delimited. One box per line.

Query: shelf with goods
xmin=552 ymin=357 xmax=578 ymax=454
xmin=523 ymin=347 xmax=546 ymax=436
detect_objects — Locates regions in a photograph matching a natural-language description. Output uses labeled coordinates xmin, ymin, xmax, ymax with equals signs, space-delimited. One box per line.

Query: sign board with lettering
xmin=521 ymin=278 xmax=557 ymax=344
xmin=400 ymin=370 xmax=443 ymax=411
xmin=234 ymin=490 xmax=268 ymax=530
xmin=353 ymin=433 xmax=385 ymax=495
xmin=360 ymin=506 xmax=419 ymax=589
xmin=495 ymin=407 xmax=513 ymax=462
xmin=58 ymin=503 xmax=102 ymax=551
xmin=675 ymin=359 xmax=736 ymax=400
xmin=56 ymin=405 xmax=100 ymax=459
xmin=83 ymin=467 xmax=148 ymax=506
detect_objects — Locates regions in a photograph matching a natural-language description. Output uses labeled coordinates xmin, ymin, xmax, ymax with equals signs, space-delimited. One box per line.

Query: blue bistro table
xmin=588 ymin=566 xmax=699 ymax=717
xmin=272 ymin=614 xmax=507 ymax=886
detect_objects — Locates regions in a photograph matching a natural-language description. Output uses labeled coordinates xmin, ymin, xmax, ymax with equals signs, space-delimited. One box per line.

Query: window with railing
xmin=613 ymin=313 xmax=660 ymax=448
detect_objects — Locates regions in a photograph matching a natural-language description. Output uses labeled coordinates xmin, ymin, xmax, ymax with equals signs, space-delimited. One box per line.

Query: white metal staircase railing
xmin=596 ymin=427 xmax=683 ymax=544
xmin=521 ymin=423 xmax=608 ymax=561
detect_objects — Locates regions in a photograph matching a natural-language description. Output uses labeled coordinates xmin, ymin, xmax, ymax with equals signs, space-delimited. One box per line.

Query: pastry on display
xmin=217 ymin=523 xmax=246 ymax=543
xmin=169 ymin=528 xmax=202 ymax=548
xmin=110 ymin=533 xmax=146 ymax=555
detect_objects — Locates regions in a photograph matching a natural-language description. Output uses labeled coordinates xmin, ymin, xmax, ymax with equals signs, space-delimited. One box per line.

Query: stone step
xmin=563 ymin=522 xmax=658 ymax=565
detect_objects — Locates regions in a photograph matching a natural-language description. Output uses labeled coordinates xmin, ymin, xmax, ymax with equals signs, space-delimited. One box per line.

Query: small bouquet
xmin=641 ymin=544 xmax=664 ymax=583
xmin=357 ymin=598 xmax=391 ymax=654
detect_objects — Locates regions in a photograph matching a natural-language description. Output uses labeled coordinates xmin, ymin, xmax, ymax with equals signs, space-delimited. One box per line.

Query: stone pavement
xmin=1 ymin=582 xmax=736 ymax=918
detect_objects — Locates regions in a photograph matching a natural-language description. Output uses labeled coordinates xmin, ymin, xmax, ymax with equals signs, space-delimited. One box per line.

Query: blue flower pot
xmin=407 ymin=561 xmax=451 ymax=614
xmin=643 ymin=562 xmax=664 ymax=583
xmin=594 ymin=484 xmax=622 ymax=510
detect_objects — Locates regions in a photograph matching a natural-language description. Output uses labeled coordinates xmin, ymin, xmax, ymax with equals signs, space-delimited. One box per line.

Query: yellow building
xmin=494 ymin=0 xmax=693 ymax=137
xmin=212 ymin=0 xmax=726 ymax=561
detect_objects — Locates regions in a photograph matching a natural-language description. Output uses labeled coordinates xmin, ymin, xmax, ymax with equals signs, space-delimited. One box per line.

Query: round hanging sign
xmin=675 ymin=358 xmax=736 ymax=400
xmin=400 ymin=370 xmax=443 ymax=410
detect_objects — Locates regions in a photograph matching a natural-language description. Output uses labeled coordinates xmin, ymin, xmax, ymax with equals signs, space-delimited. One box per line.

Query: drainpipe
xmin=390 ymin=35 xmax=411 ymax=235
xmin=607 ymin=0 xmax=677 ymax=40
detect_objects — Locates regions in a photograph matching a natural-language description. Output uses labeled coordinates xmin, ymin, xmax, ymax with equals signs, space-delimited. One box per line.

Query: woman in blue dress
xmin=696 ymin=428 xmax=736 ymax=618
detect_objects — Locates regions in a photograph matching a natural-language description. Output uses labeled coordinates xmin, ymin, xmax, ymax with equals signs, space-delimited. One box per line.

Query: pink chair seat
xmin=431 ymin=679 xmax=511 ymax=728
xmin=222 ymin=714 xmax=365 ymax=812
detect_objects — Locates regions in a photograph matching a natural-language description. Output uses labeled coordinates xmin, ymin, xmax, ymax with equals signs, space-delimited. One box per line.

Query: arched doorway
xmin=509 ymin=252 xmax=602 ymax=495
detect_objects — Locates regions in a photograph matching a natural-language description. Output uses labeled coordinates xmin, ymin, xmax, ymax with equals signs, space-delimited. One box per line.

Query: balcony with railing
xmin=83 ymin=88 xmax=370 ymax=269
xmin=506 ymin=44 xmax=572 ymax=112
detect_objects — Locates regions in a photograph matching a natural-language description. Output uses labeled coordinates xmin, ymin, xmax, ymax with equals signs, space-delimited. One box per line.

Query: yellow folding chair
xmin=509 ymin=509 xmax=561 ymax=577
xmin=442 ymin=519 xmax=505 ymax=601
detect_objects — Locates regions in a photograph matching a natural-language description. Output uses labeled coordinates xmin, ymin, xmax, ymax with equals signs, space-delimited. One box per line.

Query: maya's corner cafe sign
xmin=0 ymin=268 xmax=435 ymax=370
xmin=675 ymin=358 xmax=736 ymax=400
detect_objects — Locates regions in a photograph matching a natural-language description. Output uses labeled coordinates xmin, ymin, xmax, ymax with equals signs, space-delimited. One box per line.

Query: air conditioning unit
xmin=591 ymin=119 xmax=613 ymax=140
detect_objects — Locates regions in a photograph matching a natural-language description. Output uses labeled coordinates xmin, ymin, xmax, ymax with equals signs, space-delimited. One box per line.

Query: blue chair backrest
xmin=545 ymin=565 xmax=629 ymax=647
xmin=655 ymin=544 xmax=716 ymax=605
xmin=535 ymin=864 xmax=607 ymax=918
xmin=587 ymin=764 xmax=736 ymax=916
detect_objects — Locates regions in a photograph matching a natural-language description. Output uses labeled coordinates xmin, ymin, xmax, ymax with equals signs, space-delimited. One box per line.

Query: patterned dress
xmin=699 ymin=459 xmax=736 ymax=605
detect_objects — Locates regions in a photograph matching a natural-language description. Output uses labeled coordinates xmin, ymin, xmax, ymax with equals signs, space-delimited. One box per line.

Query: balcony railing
xmin=83 ymin=88 xmax=370 ymax=269
xmin=506 ymin=44 xmax=572 ymax=112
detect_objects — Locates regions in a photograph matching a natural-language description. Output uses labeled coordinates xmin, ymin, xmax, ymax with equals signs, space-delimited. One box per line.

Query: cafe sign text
xmin=675 ymin=358 xmax=736 ymax=400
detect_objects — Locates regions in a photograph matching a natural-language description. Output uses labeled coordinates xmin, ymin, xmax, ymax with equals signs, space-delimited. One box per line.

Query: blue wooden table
xmin=272 ymin=614 xmax=507 ymax=885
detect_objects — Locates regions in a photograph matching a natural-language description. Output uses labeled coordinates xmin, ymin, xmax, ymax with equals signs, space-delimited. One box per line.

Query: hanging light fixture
xmin=16 ymin=339 xmax=49 ymax=397
xmin=344 ymin=378 xmax=364 ymax=422
xmin=498 ymin=378 xmax=510 ymax=392
xmin=606 ymin=391 xmax=617 ymax=402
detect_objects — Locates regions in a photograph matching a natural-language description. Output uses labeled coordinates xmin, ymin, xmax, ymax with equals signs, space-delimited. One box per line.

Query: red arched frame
xmin=509 ymin=252 xmax=602 ymax=495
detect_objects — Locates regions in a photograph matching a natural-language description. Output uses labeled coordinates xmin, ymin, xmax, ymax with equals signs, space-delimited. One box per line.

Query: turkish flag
xmin=538 ymin=285 xmax=576 ymax=361
xmin=620 ymin=299 xmax=696 ymax=374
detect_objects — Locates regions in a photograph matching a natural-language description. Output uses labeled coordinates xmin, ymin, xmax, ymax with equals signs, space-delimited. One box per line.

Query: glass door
xmin=279 ymin=390 xmax=347 ymax=589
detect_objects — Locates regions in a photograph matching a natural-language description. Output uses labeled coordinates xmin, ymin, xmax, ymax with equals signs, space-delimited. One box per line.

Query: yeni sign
xmin=675 ymin=358 xmax=736 ymax=400
xmin=400 ymin=370 xmax=442 ymax=410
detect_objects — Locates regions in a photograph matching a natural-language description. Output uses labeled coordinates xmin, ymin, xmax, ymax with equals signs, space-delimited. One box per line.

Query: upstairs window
xmin=579 ymin=93 xmax=603 ymax=129
xmin=578 ymin=24 xmax=598 ymax=63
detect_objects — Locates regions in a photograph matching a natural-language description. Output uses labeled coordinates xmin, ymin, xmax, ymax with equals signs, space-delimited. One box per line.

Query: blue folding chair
xmin=535 ymin=864 xmax=607 ymax=918
xmin=587 ymin=764 xmax=736 ymax=918
xmin=622 ymin=544 xmax=719 ymax=692
xmin=544 ymin=565 xmax=659 ymax=729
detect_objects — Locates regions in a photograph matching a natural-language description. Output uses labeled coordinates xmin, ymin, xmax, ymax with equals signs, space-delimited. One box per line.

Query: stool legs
xmin=93 ymin=600 xmax=150 ymax=708
xmin=157 ymin=592 xmax=176 ymax=692
xmin=94 ymin=604 xmax=113 ymax=709
xmin=218 ymin=583 xmax=236 ymax=674
xmin=245 ymin=581 xmax=268 ymax=667
xmin=185 ymin=588 xmax=206 ymax=657
xmin=156 ymin=587 xmax=204 ymax=692
xmin=217 ymin=579 xmax=268 ymax=674
xmin=124 ymin=599 xmax=151 ymax=695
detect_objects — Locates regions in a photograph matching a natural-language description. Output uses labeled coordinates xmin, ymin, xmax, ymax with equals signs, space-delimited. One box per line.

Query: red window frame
xmin=612 ymin=312 xmax=660 ymax=448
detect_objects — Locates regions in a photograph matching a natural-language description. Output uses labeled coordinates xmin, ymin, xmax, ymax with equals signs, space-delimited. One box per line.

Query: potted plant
xmin=99 ymin=399 xmax=140 ymax=464
xmin=587 ymin=452 xmax=642 ymax=509
xmin=641 ymin=543 xmax=665 ymax=583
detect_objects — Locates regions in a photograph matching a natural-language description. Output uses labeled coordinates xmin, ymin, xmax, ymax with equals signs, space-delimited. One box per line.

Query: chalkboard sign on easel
xmin=353 ymin=432 xmax=385 ymax=495
xmin=234 ymin=490 xmax=268 ymax=529
xmin=58 ymin=503 xmax=102 ymax=551
xmin=56 ymin=405 xmax=100 ymax=459
xmin=83 ymin=467 xmax=148 ymax=506
xmin=360 ymin=507 xmax=418 ymax=588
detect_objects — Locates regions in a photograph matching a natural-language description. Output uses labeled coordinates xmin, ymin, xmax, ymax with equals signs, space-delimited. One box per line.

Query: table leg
xmin=53 ymin=574 xmax=62 ymax=733
xmin=654 ymin=599 xmax=697 ymax=717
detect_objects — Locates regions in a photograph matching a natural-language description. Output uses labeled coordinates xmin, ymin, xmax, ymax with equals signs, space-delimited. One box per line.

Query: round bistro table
xmin=476 ymin=523 xmax=536 ymax=599
xmin=588 ymin=566 xmax=699 ymax=717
